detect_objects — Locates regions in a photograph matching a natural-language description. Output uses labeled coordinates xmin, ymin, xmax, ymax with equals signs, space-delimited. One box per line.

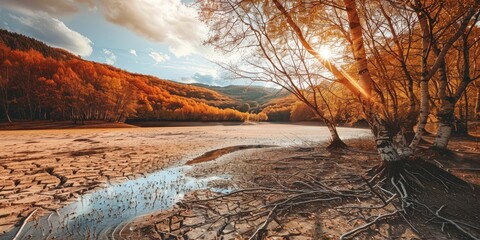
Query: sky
xmin=0 ymin=0 xmax=252 ymax=86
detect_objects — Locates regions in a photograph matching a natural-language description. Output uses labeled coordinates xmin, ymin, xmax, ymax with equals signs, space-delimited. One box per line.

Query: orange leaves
xmin=0 ymin=41 xmax=263 ymax=122
xmin=2 ymin=59 xmax=12 ymax=68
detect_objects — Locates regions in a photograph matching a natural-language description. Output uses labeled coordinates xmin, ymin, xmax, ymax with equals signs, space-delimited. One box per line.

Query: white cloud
xmin=129 ymin=49 xmax=137 ymax=56
xmin=1 ymin=0 xmax=224 ymax=60
xmin=149 ymin=51 xmax=170 ymax=64
xmin=9 ymin=11 xmax=93 ymax=56
xmin=0 ymin=0 xmax=79 ymax=16
xmin=97 ymin=0 xmax=211 ymax=58
xmin=103 ymin=48 xmax=116 ymax=65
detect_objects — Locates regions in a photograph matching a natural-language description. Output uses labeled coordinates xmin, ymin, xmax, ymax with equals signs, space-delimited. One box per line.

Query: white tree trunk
xmin=377 ymin=138 xmax=401 ymax=162
xmin=343 ymin=0 xmax=402 ymax=164
xmin=409 ymin=79 xmax=429 ymax=149
xmin=326 ymin=121 xmax=345 ymax=147
xmin=373 ymin=119 xmax=402 ymax=162
xmin=433 ymin=100 xmax=454 ymax=150
xmin=409 ymin=10 xmax=431 ymax=151
xmin=433 ymin=123 xmax=452 ymax=149
xmin=434 ymin=123 xmax=452 ymax=149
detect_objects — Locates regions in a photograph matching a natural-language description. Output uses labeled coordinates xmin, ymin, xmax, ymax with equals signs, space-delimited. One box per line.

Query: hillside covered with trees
xmin=192 ymin=83 xmax=289 ymax=110
xmin=0 ymin=30 xmax=267 ymax=123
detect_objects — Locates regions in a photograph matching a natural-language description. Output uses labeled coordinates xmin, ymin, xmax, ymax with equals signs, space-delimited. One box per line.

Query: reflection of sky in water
xmin=1 ymin=166 xmax=230 ymax=240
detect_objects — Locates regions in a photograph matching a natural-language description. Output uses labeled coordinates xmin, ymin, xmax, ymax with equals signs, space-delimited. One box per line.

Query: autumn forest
xmin=1 ymin=0 xmax=480 ymax=239
xmin=0 ymin=30 xmax=269 ymax=123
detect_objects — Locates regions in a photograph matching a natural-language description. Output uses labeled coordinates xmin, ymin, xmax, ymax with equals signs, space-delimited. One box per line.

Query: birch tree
xmin=433 ymin=18 xmax=480 ymax=149
xmin=408 ymin=0 xmax=479 ymax=151
xmin=285 ymin=0 xmax=476 ymax=160
xmin=199 ymin=0 xmax=480 ymax=173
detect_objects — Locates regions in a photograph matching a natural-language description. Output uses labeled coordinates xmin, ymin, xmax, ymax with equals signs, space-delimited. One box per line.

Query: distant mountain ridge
xmin=191 ymin=83 xmax=290 ymax=107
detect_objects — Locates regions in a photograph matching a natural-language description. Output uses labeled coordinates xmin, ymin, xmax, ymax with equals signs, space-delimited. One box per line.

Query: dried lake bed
xmin=0 ymin=123 xmax=371 ymax=238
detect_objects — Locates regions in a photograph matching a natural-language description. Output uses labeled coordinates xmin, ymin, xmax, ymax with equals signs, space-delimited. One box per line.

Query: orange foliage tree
xmin=0 ymin=42 xmax=263 ymax=123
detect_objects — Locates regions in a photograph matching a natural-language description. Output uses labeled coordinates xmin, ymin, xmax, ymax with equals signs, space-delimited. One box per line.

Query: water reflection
xmin=2 ymin=166 xmax=229 ymax=240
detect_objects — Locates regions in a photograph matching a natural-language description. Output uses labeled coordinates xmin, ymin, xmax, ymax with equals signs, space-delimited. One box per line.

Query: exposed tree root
xmin=353 ymin=159 xmax=479 ymax=239
xmin=414 ymin=202 xmax=480 ymax=240
xmin=242 ymin=159 xmax=477 ymax=239
xmin=181 ymin=173 xmax=370 ymax=239
xmin=145 ymin=155 xmax=478 ymax=240
xmin=339 ymin=210 xmax=401 ymax=240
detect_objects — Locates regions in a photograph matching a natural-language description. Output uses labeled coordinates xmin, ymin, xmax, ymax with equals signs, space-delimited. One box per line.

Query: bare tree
xmin=407 ymin=0 xmax=479 ymax=151
xmin=432 ymin=14 xmax=480 ymax=149
xmin=201 ymin=0 xmax=349 ymax=148
xmin=199 ymin=0 xmax=480 ymax=171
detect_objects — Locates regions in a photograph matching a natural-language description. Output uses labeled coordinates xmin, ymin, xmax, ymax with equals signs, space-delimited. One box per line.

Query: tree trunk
xmin=325 ymin=120 xmax=346 ymax=149
xmin=375 ymin=133 xmax=401 ymax=163
xmin=402 ymin=122 xmax=416 ymax=143
xmin=1 ymin=67 xmax=12 ymax=123
xmin=464 ymin=90 xmax=469 ymax=134
xmin=476 ymin=84 xmax=480 ymax=118
xmin=433 ymin=99 xmax=454 ymax=150
xmin=343 ymin=0 xmax=373 ymax=97
xmin=371 ymin=117 xmax=403 ymax=169
xmin=410 ymin=80 xmax=431 ymax=149
xmin=0 ymin=88 xmax=11 ymax=123
xmin=409 ymin=10 xmax=431 ymax=151
xmin=1 ymin=102 xmax=11 ymax=123
xmin=454 ymin=101 xmax=469 ymax=136
xmin=343 ymin=0 xmax=403 ymax=166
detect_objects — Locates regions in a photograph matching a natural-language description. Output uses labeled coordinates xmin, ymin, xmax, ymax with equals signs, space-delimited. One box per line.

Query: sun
xmin=319 ymin=45 xmax=332 ymax=59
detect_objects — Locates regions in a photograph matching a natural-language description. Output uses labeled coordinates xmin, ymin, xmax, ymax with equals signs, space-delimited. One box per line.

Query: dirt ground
xmin=0 ymin=124 xmax=370 ymax=235
xmin=0 ymin=124 xmax=478 ymax=239
xmin=122 ymin=135 xmax=480 ymax=240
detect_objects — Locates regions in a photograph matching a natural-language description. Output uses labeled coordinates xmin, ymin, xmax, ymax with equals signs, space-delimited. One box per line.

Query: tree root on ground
xmin=141 ymin=158 xmax=479 ymax=240
xmin=347 ymin=159 xmax=479 ymax=240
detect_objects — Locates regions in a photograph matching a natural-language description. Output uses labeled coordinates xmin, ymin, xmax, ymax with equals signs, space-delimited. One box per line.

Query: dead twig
xmin=13 ymin=208 xmax=39 ymax=240
xmin=362 ymin=176 xmax=387 ymax=204
xmin=339 ymin=210 xmax=400 ymax=240
xmin=248 ymin=205 xmax=278 ymax=240
xmin=433 ymin=204 xmax=479 ymax=239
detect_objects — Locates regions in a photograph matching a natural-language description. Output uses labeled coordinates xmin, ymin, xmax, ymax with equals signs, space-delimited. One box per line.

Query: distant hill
xmin=0 ymin=30 xmax=266 ymax=122
xmin=0 ymin=29 xmax=74 ymax=60
xmin=191 ymin=83 xmax=290 ymax=108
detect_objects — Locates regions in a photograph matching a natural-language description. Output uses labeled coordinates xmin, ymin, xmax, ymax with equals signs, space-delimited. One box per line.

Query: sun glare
xmin=319 ymin=46 xmax=332 ymax=59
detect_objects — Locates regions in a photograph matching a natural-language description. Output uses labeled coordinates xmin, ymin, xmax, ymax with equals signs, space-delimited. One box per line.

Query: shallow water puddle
xmin=186 ymin=144 xmax=277 ymax=165
xmin=1 ymin=166 xmax=230 ymax=240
